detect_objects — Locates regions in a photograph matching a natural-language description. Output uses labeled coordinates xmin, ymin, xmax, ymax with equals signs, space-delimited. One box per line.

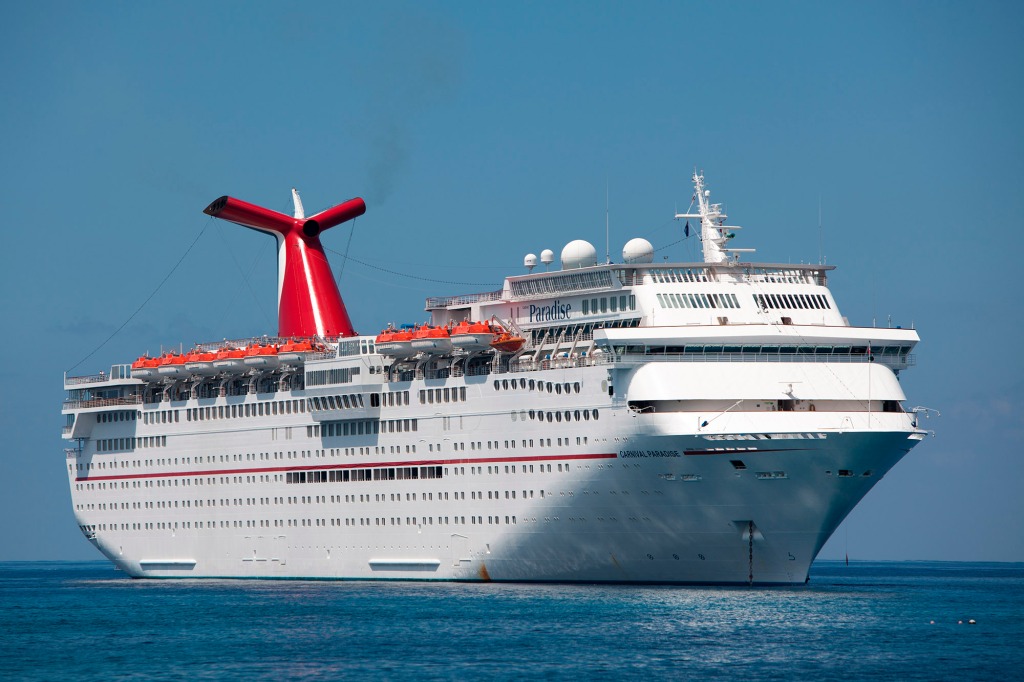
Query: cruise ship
xmin=62 ymin=172 xmax=927 ymax=584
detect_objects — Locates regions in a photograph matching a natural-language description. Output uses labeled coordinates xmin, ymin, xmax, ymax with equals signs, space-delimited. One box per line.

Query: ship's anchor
xmin=748 ymin=520 xmax=754 ymax=586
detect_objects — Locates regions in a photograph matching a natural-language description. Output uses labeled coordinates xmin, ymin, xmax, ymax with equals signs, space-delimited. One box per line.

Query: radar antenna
xmin=675 ymin=171 xmax=755 ymax=264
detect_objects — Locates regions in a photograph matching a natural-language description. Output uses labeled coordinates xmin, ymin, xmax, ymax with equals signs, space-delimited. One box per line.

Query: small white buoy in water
xmin=930 ymin=620 xmax=935 ymax=624
xmin=968 ymin=619 xmax=977 ymax=625
xmin=958 ymin=620 xmax=963 ymax=624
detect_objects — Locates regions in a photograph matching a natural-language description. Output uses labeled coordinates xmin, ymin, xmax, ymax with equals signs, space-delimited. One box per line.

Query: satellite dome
xmin=524 ymin=253 xmax=538 ymax=271
xmin=560 ymin=240 xmax=598 ymax=270
xmin=622 ymin=237 xmax=655 ymax=264
xmin=540 ymin=249 xmax=555 ymax=266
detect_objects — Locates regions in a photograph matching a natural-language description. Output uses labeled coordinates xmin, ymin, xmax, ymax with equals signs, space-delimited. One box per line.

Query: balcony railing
xmin=62 ymin=396 xmax=142 ymax=410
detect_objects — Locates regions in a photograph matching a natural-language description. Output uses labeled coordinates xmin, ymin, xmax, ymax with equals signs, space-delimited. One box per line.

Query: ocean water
xmin=2 ymin=561 xmax=1021 ymax=681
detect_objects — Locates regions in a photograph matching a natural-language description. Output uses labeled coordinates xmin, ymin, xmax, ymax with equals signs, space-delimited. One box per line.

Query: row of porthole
xmin=512 ymin=409 xmax=599 ymax=423
xmin=494 ymin=378 xmax=581 ymax=395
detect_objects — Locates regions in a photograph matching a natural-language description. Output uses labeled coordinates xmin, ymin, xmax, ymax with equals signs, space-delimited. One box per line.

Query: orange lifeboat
xmin=375 ymin=326 xmax=417 ymax=358
xmin=213 ymin=346 xmax=246 ymax=372
xmin=243 ymin=342 xmax=280 ymax=369
xmin=184 ymin=349 xmax=219 ymax=376
xmin=411 ymin=324 xmax=453 ymax=354
xmin=450 ymin=320 xmax=498 ymax=351
xmin=278 ymin=339 xmax=320 ymax=366
xmin=156 ymin=352 xmax=190 ymax=378
xmin=130 ymin=355 xmax=160 ymax=381
xmin=490 ymin=332 xmax=526 ymax=354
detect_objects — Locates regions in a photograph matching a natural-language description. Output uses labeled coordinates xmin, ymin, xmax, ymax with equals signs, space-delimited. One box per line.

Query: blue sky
xmin=1 ymin=1 xmax=1021 ymax=561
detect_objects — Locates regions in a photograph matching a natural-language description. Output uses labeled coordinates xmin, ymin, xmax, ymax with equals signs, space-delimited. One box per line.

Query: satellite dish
xmin=622 ymin=237 xmax=654 ymax=264
xmin=524 ymin=253 xmax=538 ymax=272
xmin=561 ymin=240 xmax=597 ymax=269
xmin=540 ymin=249 xmax=555 ymax=270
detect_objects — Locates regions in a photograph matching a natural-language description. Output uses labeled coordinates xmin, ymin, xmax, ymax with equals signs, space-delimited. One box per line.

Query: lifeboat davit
xmin=450 ymin=320 xmax=498 ymax=351
xmin=184 ymin=350 xmax=219 ymax=376
xmin=411 ymin=325 xmax=453 ymax=354
xmin=278 ymin=339 xmax=319 ymax=367
xmin=490 ymin=332 xmax=526 ymax=354
xmin=375 ymin=327 xmax=416 ymax=358
xmin=213 ymin=347 xmax=246 ymax=372
xmin=156 ymin=352 xmax=190 ymax=378
xmin=130 ymin=355 xmax=160 ymax=381
xmin=243 ymin=343 xmax=280 ymax=369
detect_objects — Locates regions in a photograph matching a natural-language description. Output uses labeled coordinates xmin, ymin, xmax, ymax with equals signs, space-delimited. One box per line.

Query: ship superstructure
xmin=62 ymin=172 xmax=927 ymax=584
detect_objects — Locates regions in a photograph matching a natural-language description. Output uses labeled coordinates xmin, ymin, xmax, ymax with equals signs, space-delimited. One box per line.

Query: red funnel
xmin=204 ymin=194 xmax=366 ymax=338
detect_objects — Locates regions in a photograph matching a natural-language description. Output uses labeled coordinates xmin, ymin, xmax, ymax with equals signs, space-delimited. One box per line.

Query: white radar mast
xmin=291 ymin=188 xmax=306 ymax=219
xmin=675 ymin=171 xmax=755 ymax=264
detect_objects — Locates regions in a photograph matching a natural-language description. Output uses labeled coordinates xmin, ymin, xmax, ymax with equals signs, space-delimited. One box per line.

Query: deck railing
xmin=62 ymin=396 xmax=142 ymax=410
xmin=425 ymin=290 xmax=504 ymax=309
xmin=64 ymin=373 xmax=116 ymax=386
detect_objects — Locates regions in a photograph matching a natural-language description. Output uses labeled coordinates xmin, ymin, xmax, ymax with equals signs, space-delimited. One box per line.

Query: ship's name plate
xmin=619 ymin=450 xmax=681 ymax=459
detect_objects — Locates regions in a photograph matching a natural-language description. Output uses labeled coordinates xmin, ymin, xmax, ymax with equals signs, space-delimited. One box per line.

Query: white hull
xmin=84 ymin=430 xmax=911 ymax=584
xmin=243 ymin=356 xmax=281 ymax=369
xmin=278 ymin=353 xmax=307 ymax=367
xmin=184 ymin=362 xmax=218 ymax=376
xmin=375 ymin=342 xmax=415 ymax=358
xmin=66 ymin=357 xmax=923 ymax=585
xmin=411 ymin=338 xmax=453 ymax=354
xmin=451 ymin=333 xmax=496 ymax=351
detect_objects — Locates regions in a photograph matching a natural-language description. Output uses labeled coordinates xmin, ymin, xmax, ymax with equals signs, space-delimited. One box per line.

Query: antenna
xmin=818 ymin=194 xmax=823 ymax=265
xmin=605 ymin=179 xmax=610 ymax=264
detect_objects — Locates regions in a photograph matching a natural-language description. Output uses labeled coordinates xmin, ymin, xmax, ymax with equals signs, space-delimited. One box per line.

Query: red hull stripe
xmin=75 ymin=452 xmax=617 ymax=483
